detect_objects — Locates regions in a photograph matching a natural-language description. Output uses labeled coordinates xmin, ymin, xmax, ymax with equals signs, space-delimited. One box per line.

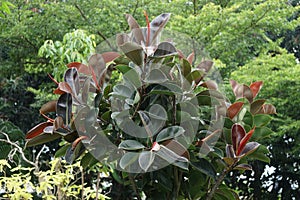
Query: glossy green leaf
xmin=118 ymin=140 xmax=145 ymax=150
xmin=119 ymin=152 xmax=139 ymax=169
xmin=145 ymin=68 xmax=168 ymax=83
xmin=138 ymin=151 xmax=155 ymax=172
xmin=156 ymin=126 xmax=185 ymax=143
xmin=191 ymin=159 xmax=216 ymax=179
xmin=253 ymin=114 xmax=272 ymax=127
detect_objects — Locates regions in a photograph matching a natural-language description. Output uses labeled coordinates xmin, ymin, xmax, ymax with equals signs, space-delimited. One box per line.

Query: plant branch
xmin=74 ymin=3 xmax=116 ymax=51
xmin=129 ymin=174 xmax=141 ymax=200
xmin=0 ymin=131 xmax=37 ymax=170
xmin=206 ymin=163 xmax=236 ymax=200
xmin=95 ymin=172 xmax=101 ymax=200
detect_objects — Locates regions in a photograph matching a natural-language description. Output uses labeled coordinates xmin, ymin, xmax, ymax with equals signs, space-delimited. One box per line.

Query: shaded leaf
xmin=162 ymin=139 xmax=190 ymax=159
xmin=253 ymin=114 xmax=272 ymax=127
xmin=101 ymin=52 xmax=120 ymax=63
xmin=119 ymin=42 xmax=144 ymax=66
xmin=250 ymin=99 xmax=266 ymax=114
xmin=56 ymin=93 xmax=72 ymax=125
xmin=257 ymin=104 xmax=277 ymax=115
xmin=89 ymin=54 xmax=106 ymax=88
xmin=234 ymin=163 xmax=253 ymax=171
xmin=152 ymin=42 xmax=177 ymax=57
xmin=40 ymin=100 xmax=57 ymax=114
xmin=225 ymin=144 xmax=235 ymax=158
xmin=191 ymin=159 xmax=216 ymax=179
xmin=25 ymin=131 xmax=61 ymax=148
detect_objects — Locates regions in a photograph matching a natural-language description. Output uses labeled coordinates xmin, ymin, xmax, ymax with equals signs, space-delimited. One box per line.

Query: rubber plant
xmin=25 ymin=13 xmax=276 ymax=199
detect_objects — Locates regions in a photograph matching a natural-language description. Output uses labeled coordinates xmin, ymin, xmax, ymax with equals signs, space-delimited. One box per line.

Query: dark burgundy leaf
xmin=56 ymin=93 xmax=72 ymax=125
xmin=250 ymin=81 xmax=263 ymax=99
xmin=125 ymin=14 xmax=144 ymax=44
xmin=250 ymin=99 xmax=266 ymax=114
xmin=153 ymin=42 xmax=177 ymax=57
xmin=64 ymin=68 xmax=80 ymax=96
xmin=149 ymin=13 xmax=171 ymax=45
xmin=25 ymin=121 xmax=53 ymax=139
xmin=227 ymin=102 xmax=244 ymax=119
xmin=240 ymin=141 xmax=260 ymax=157
xmin=231 ymin=124 xmax=246 ymax=152
xmin=237 ymin=127 xmax=256 ymax=156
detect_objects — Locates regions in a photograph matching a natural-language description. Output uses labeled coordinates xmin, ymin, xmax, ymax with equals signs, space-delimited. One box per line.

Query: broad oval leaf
xmin=118 ymin=140 xmax=145 ymax=151
xmin=119 ymin=152 xmax=139 ymax=169
xmin=240 ymin=141 xmax=260 ymax=157
xmin=156 ymin=126 xmax=185 ymax=143
xmin=227 ymin=102 xmax=244 ymax=119
xmin=138 ymin=151 xmax=155 ymax=172
xmin=253 ymin=114 xmax=272 ymax=127
xmin=25 ymin=121 xmax=53 ymax=139
xmin=250 ymin=99 xmax=266 ymax=114
xmin=119 ymin=42 xmax=144 ymax=66
xmin=152 ymin=42 xmax=177 ymax=58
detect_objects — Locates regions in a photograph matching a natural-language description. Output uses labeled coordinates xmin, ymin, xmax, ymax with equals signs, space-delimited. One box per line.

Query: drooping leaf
xmin=227 ymin=102 xmax=244 ymax=119
xmin=247 ymin=145 xmax=270 ymax=163
xmin=55 ymin=144 xmax=71 ymax=158
xmin=119 ymin=42 xmax=144 ymax=66
xmin=156 ymin=126 xmax=185 ymax=143
xmin=56 ymin=93 xmax=72 ymax=125
xmin=231 ymin=124 xmax=246 ymax=152
xmin=234 ymin=163 xmax=253 ymax=171
xmin=240 ymin=141 xmax=260 ymax=157
xmin=257 ymin=104 xmax=277 ymax=115
xmin=65 ymin=141 xmax=85 ymax=164
xmin=25 ymin=121 xmax=53 ymax=139
xmin=138 ymin=151 xmax=155 ymax=172
xmin=118 ymin=140 xmax=145 ymax=151
xmin=25 ymin=131 xmax=61 ymax=148
xmin=250 ymin=81 xmax=263 ymax=98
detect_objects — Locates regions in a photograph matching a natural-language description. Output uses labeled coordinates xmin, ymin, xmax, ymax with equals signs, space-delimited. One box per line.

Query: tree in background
xmin=0 ymin=0 xmax=299 ymax=199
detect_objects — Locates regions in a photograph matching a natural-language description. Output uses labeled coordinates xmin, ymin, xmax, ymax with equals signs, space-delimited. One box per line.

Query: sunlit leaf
xmin=227 ymin=102 xmax=244 ymax=119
